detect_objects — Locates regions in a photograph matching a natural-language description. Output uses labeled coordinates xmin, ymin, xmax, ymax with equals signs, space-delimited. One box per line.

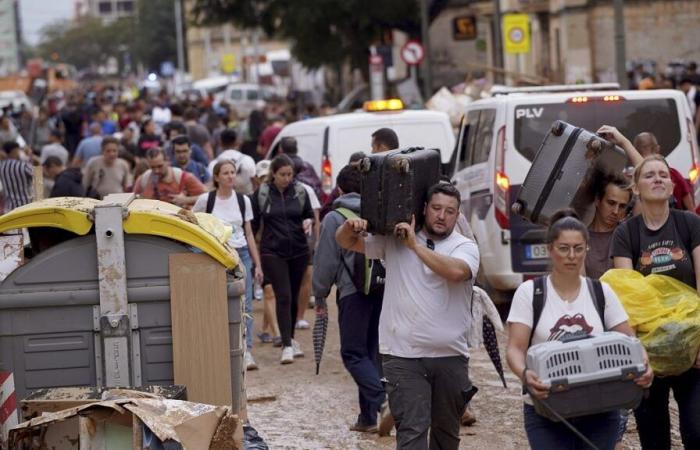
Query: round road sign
xmin=508 ymin=27 xmax=525 ymax=44
xmin=400 ymin=40 xmax=425 ymax=66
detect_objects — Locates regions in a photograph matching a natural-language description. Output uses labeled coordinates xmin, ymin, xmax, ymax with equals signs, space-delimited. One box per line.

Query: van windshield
xmin=513 ymin=98 xmax=682 ymax=161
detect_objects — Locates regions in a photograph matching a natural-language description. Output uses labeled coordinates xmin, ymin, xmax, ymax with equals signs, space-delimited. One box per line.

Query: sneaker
xmin=280 ymin=346 xmax=294 ymax=364
xmin=308 ymin=296 xmax=316 ymax=308
xmin=295 ymin=319 xmax=310 ymax=330
xmin=245 ymin=352 xmax=259 ymax=371
xmin=257 ymin=332 xmax=272 ymax=344
xmin=291 ymin=339 xmax=304 ymax=358
xmin=272 ymin=336 xmax=283 ymax=347
xmin=378 ymin=400 xmax=394 ymax=437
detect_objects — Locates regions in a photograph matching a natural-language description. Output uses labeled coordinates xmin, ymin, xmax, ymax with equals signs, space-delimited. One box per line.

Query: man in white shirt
xmin=336 ymin=182 xmax=479 ymax=450
xmin=208 ymin=128 xmax=257 ymax=194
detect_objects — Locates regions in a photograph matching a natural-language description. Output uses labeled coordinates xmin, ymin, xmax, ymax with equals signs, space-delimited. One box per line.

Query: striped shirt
xmin=0 ymin=159 xmax=33 ymax=213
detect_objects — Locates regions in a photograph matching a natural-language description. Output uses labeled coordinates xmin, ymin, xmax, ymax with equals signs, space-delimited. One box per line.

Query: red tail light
xmin=321 ymin=157 xmax=332 ymax=194
xmin=687 ymin=118 xmax=700 ymax=205
xmin=493 ymin=125 xmax=509 ymax=229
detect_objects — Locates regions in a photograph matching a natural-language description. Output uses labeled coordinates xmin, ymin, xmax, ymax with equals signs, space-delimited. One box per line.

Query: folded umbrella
xmin=313 ymin=298 xmax=329 ymax=375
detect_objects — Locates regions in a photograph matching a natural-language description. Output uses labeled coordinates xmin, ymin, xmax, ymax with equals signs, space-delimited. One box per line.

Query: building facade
xmin=428 ymin=0 xmax=700 ymax=87
xmin=84 ymin=0 xmax=136 ymax=23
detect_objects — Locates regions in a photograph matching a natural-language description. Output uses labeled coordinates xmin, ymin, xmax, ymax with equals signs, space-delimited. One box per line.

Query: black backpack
xmin=335 ymin=207 xmax=385 ymax=296
xmin=205 ymin=190 xmax=247 ymax=219
xmin=529 ymin=276 xmax=605 ymax=346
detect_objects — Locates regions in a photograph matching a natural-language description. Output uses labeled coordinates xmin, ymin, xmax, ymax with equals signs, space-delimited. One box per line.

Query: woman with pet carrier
xmin=192 ymin=159 xmax=263 ymax=371
xmin=251 ymin=154 xmax=315 ymax=365
xmin=506 ymin=210 xmax=653 ymax=450
xmin=611 ymin=154 xmax=700 ymax=450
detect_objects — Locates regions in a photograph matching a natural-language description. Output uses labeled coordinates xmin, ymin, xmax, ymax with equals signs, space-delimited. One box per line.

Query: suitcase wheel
xmin=360 ymin=158 xmax=372 ymax=172
xmin=551 ymin=121 xmax=566 ymax=137
xmin=585 ymin=138 xmax=603 ymax=160
xmin=398 ymin=159 xmax=410 ymax=174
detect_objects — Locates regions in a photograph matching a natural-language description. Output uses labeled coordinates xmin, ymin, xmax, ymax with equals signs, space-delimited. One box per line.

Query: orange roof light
xmin=570 ymin=96 xmax=589 ymax=103
xmin=363 ymin=98 xmax=404 ymax=112
xmin=603 ymin=95 xmax=621 ymax=101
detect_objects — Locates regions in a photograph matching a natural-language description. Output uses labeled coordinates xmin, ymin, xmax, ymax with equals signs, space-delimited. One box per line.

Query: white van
xmin=267 ymin=106 xmax=456 ymax=193
xmin=451 ymin=85 xmax=700 ymax=299
xmin=223 ymin=83 xmax=273 ymax=117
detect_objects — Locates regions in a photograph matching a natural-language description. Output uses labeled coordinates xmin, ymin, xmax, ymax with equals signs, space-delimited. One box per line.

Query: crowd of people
xmin=1 ymin=76 xmax=700 ymax=450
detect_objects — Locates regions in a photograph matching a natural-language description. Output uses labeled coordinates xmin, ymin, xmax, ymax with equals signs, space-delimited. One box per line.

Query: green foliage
xmin=36 ymin=0 xmax=177 ymax=72
xmin=191 ymin=0 xmax=447 ymax=71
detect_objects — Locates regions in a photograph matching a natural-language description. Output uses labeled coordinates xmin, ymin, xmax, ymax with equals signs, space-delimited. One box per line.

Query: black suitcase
xmin=360 ymin=147 xmax=441 ymax=235
xmin=512 ymin=121 xmax=628 ymax=225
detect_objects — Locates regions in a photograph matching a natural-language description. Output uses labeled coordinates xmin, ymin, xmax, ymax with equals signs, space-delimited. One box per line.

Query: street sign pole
xmin=613 ymin=0 xmax=628 ymax=89
xmin=492 ymin=0 xmax=504 ymax=84
xmin=369 ymin=47 xmax=385 ymax=100
xmin=419 ymin=0 xmax=433 ymax=99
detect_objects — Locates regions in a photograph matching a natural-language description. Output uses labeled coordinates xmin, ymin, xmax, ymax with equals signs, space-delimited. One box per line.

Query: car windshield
xmin=513 ymin=98 xmax=682 ymax=161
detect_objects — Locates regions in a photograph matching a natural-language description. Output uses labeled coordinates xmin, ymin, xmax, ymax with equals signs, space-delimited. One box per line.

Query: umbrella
xmin=313 ymin=298 xmax=329 ymax=375
xmin=483 ymin=316 xmax=508 ymax=388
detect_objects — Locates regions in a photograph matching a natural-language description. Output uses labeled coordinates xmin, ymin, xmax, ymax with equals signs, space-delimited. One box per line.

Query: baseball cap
xmin=256 ymin=160 xmax=271 ymax=178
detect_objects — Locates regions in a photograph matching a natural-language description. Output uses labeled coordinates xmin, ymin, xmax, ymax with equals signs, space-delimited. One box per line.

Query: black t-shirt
xmin=611 ymin=211 xmax=700 ymax=288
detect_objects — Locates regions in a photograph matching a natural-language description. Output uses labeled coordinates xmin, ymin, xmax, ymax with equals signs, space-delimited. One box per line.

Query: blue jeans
xmin=634 ymin=368 xmax=700 ymax=450
xmin=236 ymin=246 xmax=253 ymax=350
xmin=523 ymin=404 xmax=619 ymax=450
xmin=337 ymin=291 xmax=384 ymax=426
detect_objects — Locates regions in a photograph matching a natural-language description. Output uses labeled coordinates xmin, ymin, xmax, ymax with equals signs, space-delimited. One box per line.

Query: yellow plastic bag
xmin=601 ymin=269 xmax=700 ymax=376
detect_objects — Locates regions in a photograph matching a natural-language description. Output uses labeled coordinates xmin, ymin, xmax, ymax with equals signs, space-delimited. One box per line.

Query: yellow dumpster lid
xmin=0 ymin=197 xmax=238 ymax=269
xmin=123 ymin=199 xmax=238 ymax=269
xmin=0 ymin=197 xmax=97 ymax=236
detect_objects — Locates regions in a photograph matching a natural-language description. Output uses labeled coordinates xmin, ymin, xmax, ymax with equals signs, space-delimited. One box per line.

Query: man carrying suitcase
xmin=336 ymin=182 xmax=480 ymax=450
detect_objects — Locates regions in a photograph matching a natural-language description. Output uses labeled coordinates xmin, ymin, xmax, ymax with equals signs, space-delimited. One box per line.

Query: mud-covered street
xmin=245 ymin=298 xmax=683 ymax=450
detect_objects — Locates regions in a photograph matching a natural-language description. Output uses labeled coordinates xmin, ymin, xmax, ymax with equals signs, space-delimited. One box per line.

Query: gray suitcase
xmin=512 ymin=121 xmax=628 ymax=225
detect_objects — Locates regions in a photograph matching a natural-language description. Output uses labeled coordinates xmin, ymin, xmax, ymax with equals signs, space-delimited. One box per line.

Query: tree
xmin=35 ymin=0 xmax=178 ymax=74
xmin=191 ymin=0 xmax=448 ymax=73
xmin=134 ymin=0 xmax=178 ymax=72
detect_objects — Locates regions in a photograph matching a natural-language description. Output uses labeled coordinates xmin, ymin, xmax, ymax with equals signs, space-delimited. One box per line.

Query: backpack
xmin=335 ymin=207 xmax=386 ymax=296
xmin=205 ymin=190 xmax=247 ymax=221
xmin=529 ymin=276 xmax=605 ymax=346
xmin=139 ymin=167 xmax=186 ymax=192
xmin=624 ymin=209 xmax=693 ymax=269
xmin=257 ymin=181 xmax=307 ymax=214
xmin=294 ymin=159 xmax=323 ymax=200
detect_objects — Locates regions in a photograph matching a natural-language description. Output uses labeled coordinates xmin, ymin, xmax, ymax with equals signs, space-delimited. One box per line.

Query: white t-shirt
xmin=507 ymin=276 xmax=629 ymax=345
xmin=209 ymin=149 xmax=257 ymax=195
xmin=365 ymin=230 xmax=480 ymax=358
xmin=192 ymin=192 xmax=253 ymax=249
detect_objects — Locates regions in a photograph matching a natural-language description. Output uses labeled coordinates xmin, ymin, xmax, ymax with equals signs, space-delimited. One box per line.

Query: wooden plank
xmin=169 ymin=253 xmax=232 ymax=406
xmin=32 ymin=165 xmax=43 ymax=201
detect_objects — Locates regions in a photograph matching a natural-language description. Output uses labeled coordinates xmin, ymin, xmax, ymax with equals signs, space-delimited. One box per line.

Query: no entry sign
xmin=400 ymin=40 xmax=425 ymax=66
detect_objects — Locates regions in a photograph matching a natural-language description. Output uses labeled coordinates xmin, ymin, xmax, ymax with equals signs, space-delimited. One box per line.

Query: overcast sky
xmin=20 ymin=0 xmax=75 ymax=45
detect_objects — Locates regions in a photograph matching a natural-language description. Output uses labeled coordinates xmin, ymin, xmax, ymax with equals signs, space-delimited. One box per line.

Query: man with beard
xmin=336 ymin=182 xmax=479 ymax=450
xmin=586 ymin=174 xmax=631 ymax=280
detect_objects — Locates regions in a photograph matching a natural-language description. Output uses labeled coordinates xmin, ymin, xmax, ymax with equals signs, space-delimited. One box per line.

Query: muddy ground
xmin=245 ymin=297 xmax=681 ymax=450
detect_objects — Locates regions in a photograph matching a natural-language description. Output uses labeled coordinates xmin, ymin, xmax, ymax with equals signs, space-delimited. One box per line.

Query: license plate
xmin=525 ymin=244 xmax=549 ymax=260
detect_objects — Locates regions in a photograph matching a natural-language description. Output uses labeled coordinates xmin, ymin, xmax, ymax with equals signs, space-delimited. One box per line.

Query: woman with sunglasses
xmin=506 ymin=210 xmax=652 ymax=449
xmin=611 ymin=155 xmax=700 ymax=450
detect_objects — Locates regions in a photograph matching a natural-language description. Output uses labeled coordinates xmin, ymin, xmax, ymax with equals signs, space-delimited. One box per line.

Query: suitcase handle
xmin=560 ymin=331 xmax=593 ymax=343
xmin=398 ymin=146 xmax=425 ymax=154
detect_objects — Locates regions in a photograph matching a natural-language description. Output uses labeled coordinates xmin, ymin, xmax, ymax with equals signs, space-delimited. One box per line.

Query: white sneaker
xmin=295 ymin=319 xmax=310 ymax=329
xmin=292 ymin=339 xmax=304 ymax=358
xmin=280 ymin=346 xmax=294 ymax=364
xmin=245 ymin=352 xmax=258 ymax=371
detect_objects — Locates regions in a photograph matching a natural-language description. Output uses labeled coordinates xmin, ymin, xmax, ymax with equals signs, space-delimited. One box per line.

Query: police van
xmin=451 ymin=84 xmax=700 ymax=299
xmin=267 ymin=100 xmax=456 ymax=194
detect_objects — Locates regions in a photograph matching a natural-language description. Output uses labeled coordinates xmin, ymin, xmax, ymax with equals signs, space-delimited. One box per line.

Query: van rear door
xmin=509 ymin=95 xmax=685 ymax=274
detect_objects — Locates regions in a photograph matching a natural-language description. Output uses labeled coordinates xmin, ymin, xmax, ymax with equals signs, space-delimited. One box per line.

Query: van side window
xmin=457 ymin=110 xmax=481 ymax=171
xmin=472 ymin=109 xmax=496 ymax=164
